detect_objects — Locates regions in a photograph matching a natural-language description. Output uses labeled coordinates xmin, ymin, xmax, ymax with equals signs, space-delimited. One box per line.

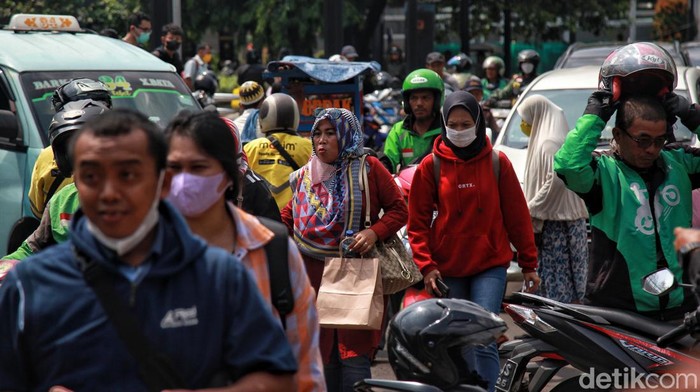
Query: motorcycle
xmin=363 ymin=76 xmax=402 ymax=152
xmin=496 ymin=269 xmax=700 ymax=392
xmin=354 ymin=298 xmax=508 ymax=392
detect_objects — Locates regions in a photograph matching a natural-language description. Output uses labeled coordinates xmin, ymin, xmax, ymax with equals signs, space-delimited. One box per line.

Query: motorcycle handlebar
xmin=657 ymin=319 xmax=691 ymax=347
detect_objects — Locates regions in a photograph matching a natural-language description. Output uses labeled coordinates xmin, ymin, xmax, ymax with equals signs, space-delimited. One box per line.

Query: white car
xmin=493 ymin=65 xmax=700 ymax=187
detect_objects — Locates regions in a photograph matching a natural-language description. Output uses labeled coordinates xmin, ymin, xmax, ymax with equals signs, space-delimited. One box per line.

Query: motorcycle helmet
xmin=48 ymin=99 xmax=110 ymax=176
xmin=482 ymin=56 xmax=505 ymax=77
xmin=194 ymin=70 xmax=219 ymax=97
xmin=401 ymin=68 xmax=445 ymax=115
xmin=598 ymin=42 xmax=677 ymax=102
xmin=517 ymin=49 xmax=540 ymax=75
xmin=447 ymin=53 xmax=472 ymax=73
xmin=388 ymin=298 xmax=507 ymax=390
xmin=52 ymin=78 xmax=112 ymax=113
xmin=370 ymin=71 xmax=399 ymax=91
xmin=259 ymin=93 xmax=300 ymax=134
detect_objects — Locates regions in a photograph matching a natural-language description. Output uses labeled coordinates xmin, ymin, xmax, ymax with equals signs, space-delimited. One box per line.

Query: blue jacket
xmin=0 ymin=201 xmax=297 ymax=391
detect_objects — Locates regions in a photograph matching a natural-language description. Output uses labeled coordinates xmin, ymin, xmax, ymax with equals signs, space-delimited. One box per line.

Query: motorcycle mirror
xmin=642 ymin=268 xmax=676 ymax=296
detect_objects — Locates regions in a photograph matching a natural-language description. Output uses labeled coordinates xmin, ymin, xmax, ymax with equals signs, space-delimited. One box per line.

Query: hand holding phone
xmin=434 ymin=278 xmax=450 ymax=298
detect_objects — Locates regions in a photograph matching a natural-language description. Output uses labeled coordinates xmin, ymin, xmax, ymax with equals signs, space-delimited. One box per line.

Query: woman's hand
xmin=350 ymin=228 xmax=379 ymax=255
xmin=423 ymin=269 xmax=442 ymax=297
xmin=522 ymin=271 xmax=541 ymax=294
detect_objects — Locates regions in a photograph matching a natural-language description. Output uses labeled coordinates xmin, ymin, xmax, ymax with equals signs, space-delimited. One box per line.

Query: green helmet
xmin=401 ymin=68 xmax=445 ymax=115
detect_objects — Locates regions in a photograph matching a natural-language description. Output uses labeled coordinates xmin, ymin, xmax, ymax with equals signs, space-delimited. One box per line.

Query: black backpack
xmin=257 ymin=217 xmax=295 ymax=329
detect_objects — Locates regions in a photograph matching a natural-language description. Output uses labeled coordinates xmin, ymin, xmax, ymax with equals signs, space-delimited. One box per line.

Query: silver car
xmin=493 ymin=65 xmax=700 ymax=186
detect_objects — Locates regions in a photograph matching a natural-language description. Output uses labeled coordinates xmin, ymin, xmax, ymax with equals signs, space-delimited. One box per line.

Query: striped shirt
xmin=227 ymin=203 xmax=326 ymax=392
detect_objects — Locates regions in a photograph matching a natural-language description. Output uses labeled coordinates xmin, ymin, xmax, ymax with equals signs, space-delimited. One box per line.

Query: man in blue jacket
xmin=0 ymin=109 xmax=297 ymax=390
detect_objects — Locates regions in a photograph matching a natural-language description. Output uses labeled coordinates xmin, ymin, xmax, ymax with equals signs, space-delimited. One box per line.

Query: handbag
xmin=359 ymin=155 xmax=423 ymax=295
xmin=317 ymin=245 xmax=384 ymax=330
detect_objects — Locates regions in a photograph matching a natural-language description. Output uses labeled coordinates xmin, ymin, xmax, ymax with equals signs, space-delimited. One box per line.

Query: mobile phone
xmin=435 ymin=278 xmax=450 ymax=298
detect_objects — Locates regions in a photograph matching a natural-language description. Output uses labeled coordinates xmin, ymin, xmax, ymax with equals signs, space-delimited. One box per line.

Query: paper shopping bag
xmin=317 ymin=256 xmax=384 ymax=330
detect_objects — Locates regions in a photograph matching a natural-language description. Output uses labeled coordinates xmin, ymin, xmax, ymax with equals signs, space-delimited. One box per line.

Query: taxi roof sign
xmin=7 ymin=14 xmax=81 ymax=32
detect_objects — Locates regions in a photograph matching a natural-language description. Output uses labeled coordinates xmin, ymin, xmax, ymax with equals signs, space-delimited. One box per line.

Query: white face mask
xmin=521 ymin=63 xmax=535 ymax=74
xmin=446 ymin=125 xmax=477 ymax=147
xmin=86 ymin=171 xmax=165 ymax=256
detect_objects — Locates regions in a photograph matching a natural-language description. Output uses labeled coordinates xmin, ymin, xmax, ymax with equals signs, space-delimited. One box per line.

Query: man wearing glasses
xmin=122 ymin=12 xmax=152 ymax=47
xmin=554 ymin=92 xmax=700 ymax=321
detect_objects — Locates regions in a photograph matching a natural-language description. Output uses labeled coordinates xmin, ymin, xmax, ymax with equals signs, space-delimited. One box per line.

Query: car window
xmin=500 ymin=89 xmax=694 ymax=149
xmin=21 ymin=71 xmax=198 ymax=142
xmin=685 ymin=46 xmax=700 ymax=66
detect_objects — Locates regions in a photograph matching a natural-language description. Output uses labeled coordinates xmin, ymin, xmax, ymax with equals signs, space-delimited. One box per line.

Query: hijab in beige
xmin=519 ymin=95 xmax=588 ymax=231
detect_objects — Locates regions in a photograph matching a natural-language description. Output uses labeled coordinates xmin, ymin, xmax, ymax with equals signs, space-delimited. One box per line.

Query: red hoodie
xmin=407 ymin=136 xmax=537 ymax=277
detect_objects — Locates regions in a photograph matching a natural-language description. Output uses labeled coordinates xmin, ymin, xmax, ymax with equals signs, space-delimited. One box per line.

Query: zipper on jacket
xmin=129 ymin=283 xmax=138 ymax=307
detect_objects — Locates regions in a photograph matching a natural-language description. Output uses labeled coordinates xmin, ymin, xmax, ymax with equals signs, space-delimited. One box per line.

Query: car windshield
xmin=500 ymin=89 xmax=695 ymax=149
xmin=21 ymin=71 xmax=198 ymax=142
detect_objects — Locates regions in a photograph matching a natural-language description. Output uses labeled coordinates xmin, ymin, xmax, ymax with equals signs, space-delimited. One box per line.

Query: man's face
xmin=161 ymin=32 xmax=182 ymax=49
xmin=613 ymin=118 xmax=667 ymax=169
xmin=427 ymin=61 xmax=444 ymax=77
xmin=73 ymin=129 xmax=169 ymax=238
xmin=131 ymin=20 xmax=151 ymax=38
xmin=409 ymin=90 xmax=435 ymax=121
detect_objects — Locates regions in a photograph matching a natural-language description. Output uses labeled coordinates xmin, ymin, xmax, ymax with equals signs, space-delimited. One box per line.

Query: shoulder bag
xmin=359 ymin=154 xmax=422 ymax=295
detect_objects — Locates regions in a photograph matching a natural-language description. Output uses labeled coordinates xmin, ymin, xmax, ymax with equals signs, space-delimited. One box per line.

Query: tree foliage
xmin=0 ymin=0 xmax=143 ymax=33
xmin=455 ymin=0 xmax=628 ymax=43
xmin=653 ymin=0 xmax=696 ymax=42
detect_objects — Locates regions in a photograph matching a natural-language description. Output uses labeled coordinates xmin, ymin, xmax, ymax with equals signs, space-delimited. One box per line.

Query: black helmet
xmin=194 ymin=70 xmax=219 ymax=97
xmin=598 ymin=42 xmax=677 ymax=102
xmin=447 ymin=53 xmax=472 ymax=73
xmin=48 ymin=99 xmax=110 ymax=176
xmin=370 ymin=71 xmax=399 ymax=91
xmin=259 ymin=93 xmax=300 ymax=133
xmin=52 ymin=78 xmax=112 ymax=113
xmin=517 ymin=49 xmax=540 ymax=66
xmin=387 ymin=298 xmax=507 ymax=390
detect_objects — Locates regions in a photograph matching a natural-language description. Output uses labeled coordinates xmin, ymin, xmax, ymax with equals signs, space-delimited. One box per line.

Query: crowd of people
xmin=3 ymin=21 xmax=700 ymax=392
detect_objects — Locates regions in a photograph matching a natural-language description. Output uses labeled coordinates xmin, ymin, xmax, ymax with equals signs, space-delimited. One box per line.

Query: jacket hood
xmin=70 ymin=200 xmax=208 ymax=277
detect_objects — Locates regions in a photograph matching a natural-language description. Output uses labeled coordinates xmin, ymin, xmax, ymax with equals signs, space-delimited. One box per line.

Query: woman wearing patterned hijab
xmin=281 ymin=108 xmax=407 ymax=392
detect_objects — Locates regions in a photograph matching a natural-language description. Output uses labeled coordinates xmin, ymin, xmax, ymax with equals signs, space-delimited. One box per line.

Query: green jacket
xmin=4 ymin=183 xmax=79 ymax=261
xmin=554 ymin=114 xmax=700 ymax=317
xmin=382 ymin=117 xmax=442 ymax=173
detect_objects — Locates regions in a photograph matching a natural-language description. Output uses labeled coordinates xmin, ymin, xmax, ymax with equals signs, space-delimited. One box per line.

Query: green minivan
xmin=0 ymin=14 xmax=199 ymax=253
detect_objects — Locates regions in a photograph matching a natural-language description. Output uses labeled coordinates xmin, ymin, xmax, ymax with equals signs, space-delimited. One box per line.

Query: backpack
xmin=257 ymin=216 xmax=295 ymax=329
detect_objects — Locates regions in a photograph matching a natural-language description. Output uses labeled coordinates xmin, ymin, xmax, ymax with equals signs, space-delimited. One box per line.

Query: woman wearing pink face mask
xmin=164 ymin=111 xmax=326 ymax=392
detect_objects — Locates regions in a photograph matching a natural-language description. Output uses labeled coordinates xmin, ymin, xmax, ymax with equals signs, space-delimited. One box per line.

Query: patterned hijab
xmin=290 ymin=108 xmax=365 ymax=259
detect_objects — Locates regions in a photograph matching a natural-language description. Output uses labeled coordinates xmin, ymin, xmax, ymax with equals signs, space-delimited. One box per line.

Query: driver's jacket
xmin=5 ymin=183 xmax=78 ymax=261
xmin=554 ymin=114 xmax=700 ymax=318
xmin=383 ymin=116 xmax=442 ymax=173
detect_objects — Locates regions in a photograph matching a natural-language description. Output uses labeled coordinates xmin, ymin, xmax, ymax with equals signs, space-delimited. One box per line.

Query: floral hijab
xmin=290 ymin=108 xmax=365 ymax=259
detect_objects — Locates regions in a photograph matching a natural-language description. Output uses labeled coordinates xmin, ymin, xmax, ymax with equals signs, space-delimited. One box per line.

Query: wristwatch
xmin=679 ymin=241 xmax=700 ymax=259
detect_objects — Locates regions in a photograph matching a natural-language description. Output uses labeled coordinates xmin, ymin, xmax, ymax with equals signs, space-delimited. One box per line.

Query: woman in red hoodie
xmin=407 ymin=90 xmax=540 ymax=391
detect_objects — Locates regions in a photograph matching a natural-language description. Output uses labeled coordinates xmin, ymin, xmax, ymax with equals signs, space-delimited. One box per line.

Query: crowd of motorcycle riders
xmin=4 ymin=35 xmax=700 ymax=392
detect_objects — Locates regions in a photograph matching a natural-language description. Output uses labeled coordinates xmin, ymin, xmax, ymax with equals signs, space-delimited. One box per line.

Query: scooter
xmin=496 ymin=269 xmax=700 ymax=392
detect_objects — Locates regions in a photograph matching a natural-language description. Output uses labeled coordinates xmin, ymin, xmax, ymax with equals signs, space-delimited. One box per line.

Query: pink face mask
xmin=167 ymin=172 xmax=227 ymax=217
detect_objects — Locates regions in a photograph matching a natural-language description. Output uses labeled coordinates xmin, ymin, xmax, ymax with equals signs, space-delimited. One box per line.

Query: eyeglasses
xmin=620 ymin=127 xmax=667 ymax=149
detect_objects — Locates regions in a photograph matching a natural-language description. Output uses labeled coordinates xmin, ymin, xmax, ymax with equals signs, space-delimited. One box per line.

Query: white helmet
xmin=259 ymin=93 xmax=300 ymax=133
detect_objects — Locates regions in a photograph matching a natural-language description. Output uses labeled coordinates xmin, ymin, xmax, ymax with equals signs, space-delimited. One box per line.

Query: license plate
xmin=495 ymin=359 xmax=518 ymax=392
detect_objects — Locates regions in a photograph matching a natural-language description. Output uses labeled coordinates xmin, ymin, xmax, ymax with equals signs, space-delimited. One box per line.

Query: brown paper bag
xmin=317 ymin=256 xmax=384 ymax=330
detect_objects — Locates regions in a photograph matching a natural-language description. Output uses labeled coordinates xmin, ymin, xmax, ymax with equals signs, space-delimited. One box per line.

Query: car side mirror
xmin=642 ymin=268 xmax=677 ymax=296
xmin=0 ymin=109 xmax=19 ymax=142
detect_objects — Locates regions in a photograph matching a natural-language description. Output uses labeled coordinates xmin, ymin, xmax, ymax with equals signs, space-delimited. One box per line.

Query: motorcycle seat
xmin=567 ymin=304 xmax=698 ymax=349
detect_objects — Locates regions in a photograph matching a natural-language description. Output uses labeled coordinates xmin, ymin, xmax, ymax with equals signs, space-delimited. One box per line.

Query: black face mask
xmin=165 ymin=40 xmax=181 ymax=51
